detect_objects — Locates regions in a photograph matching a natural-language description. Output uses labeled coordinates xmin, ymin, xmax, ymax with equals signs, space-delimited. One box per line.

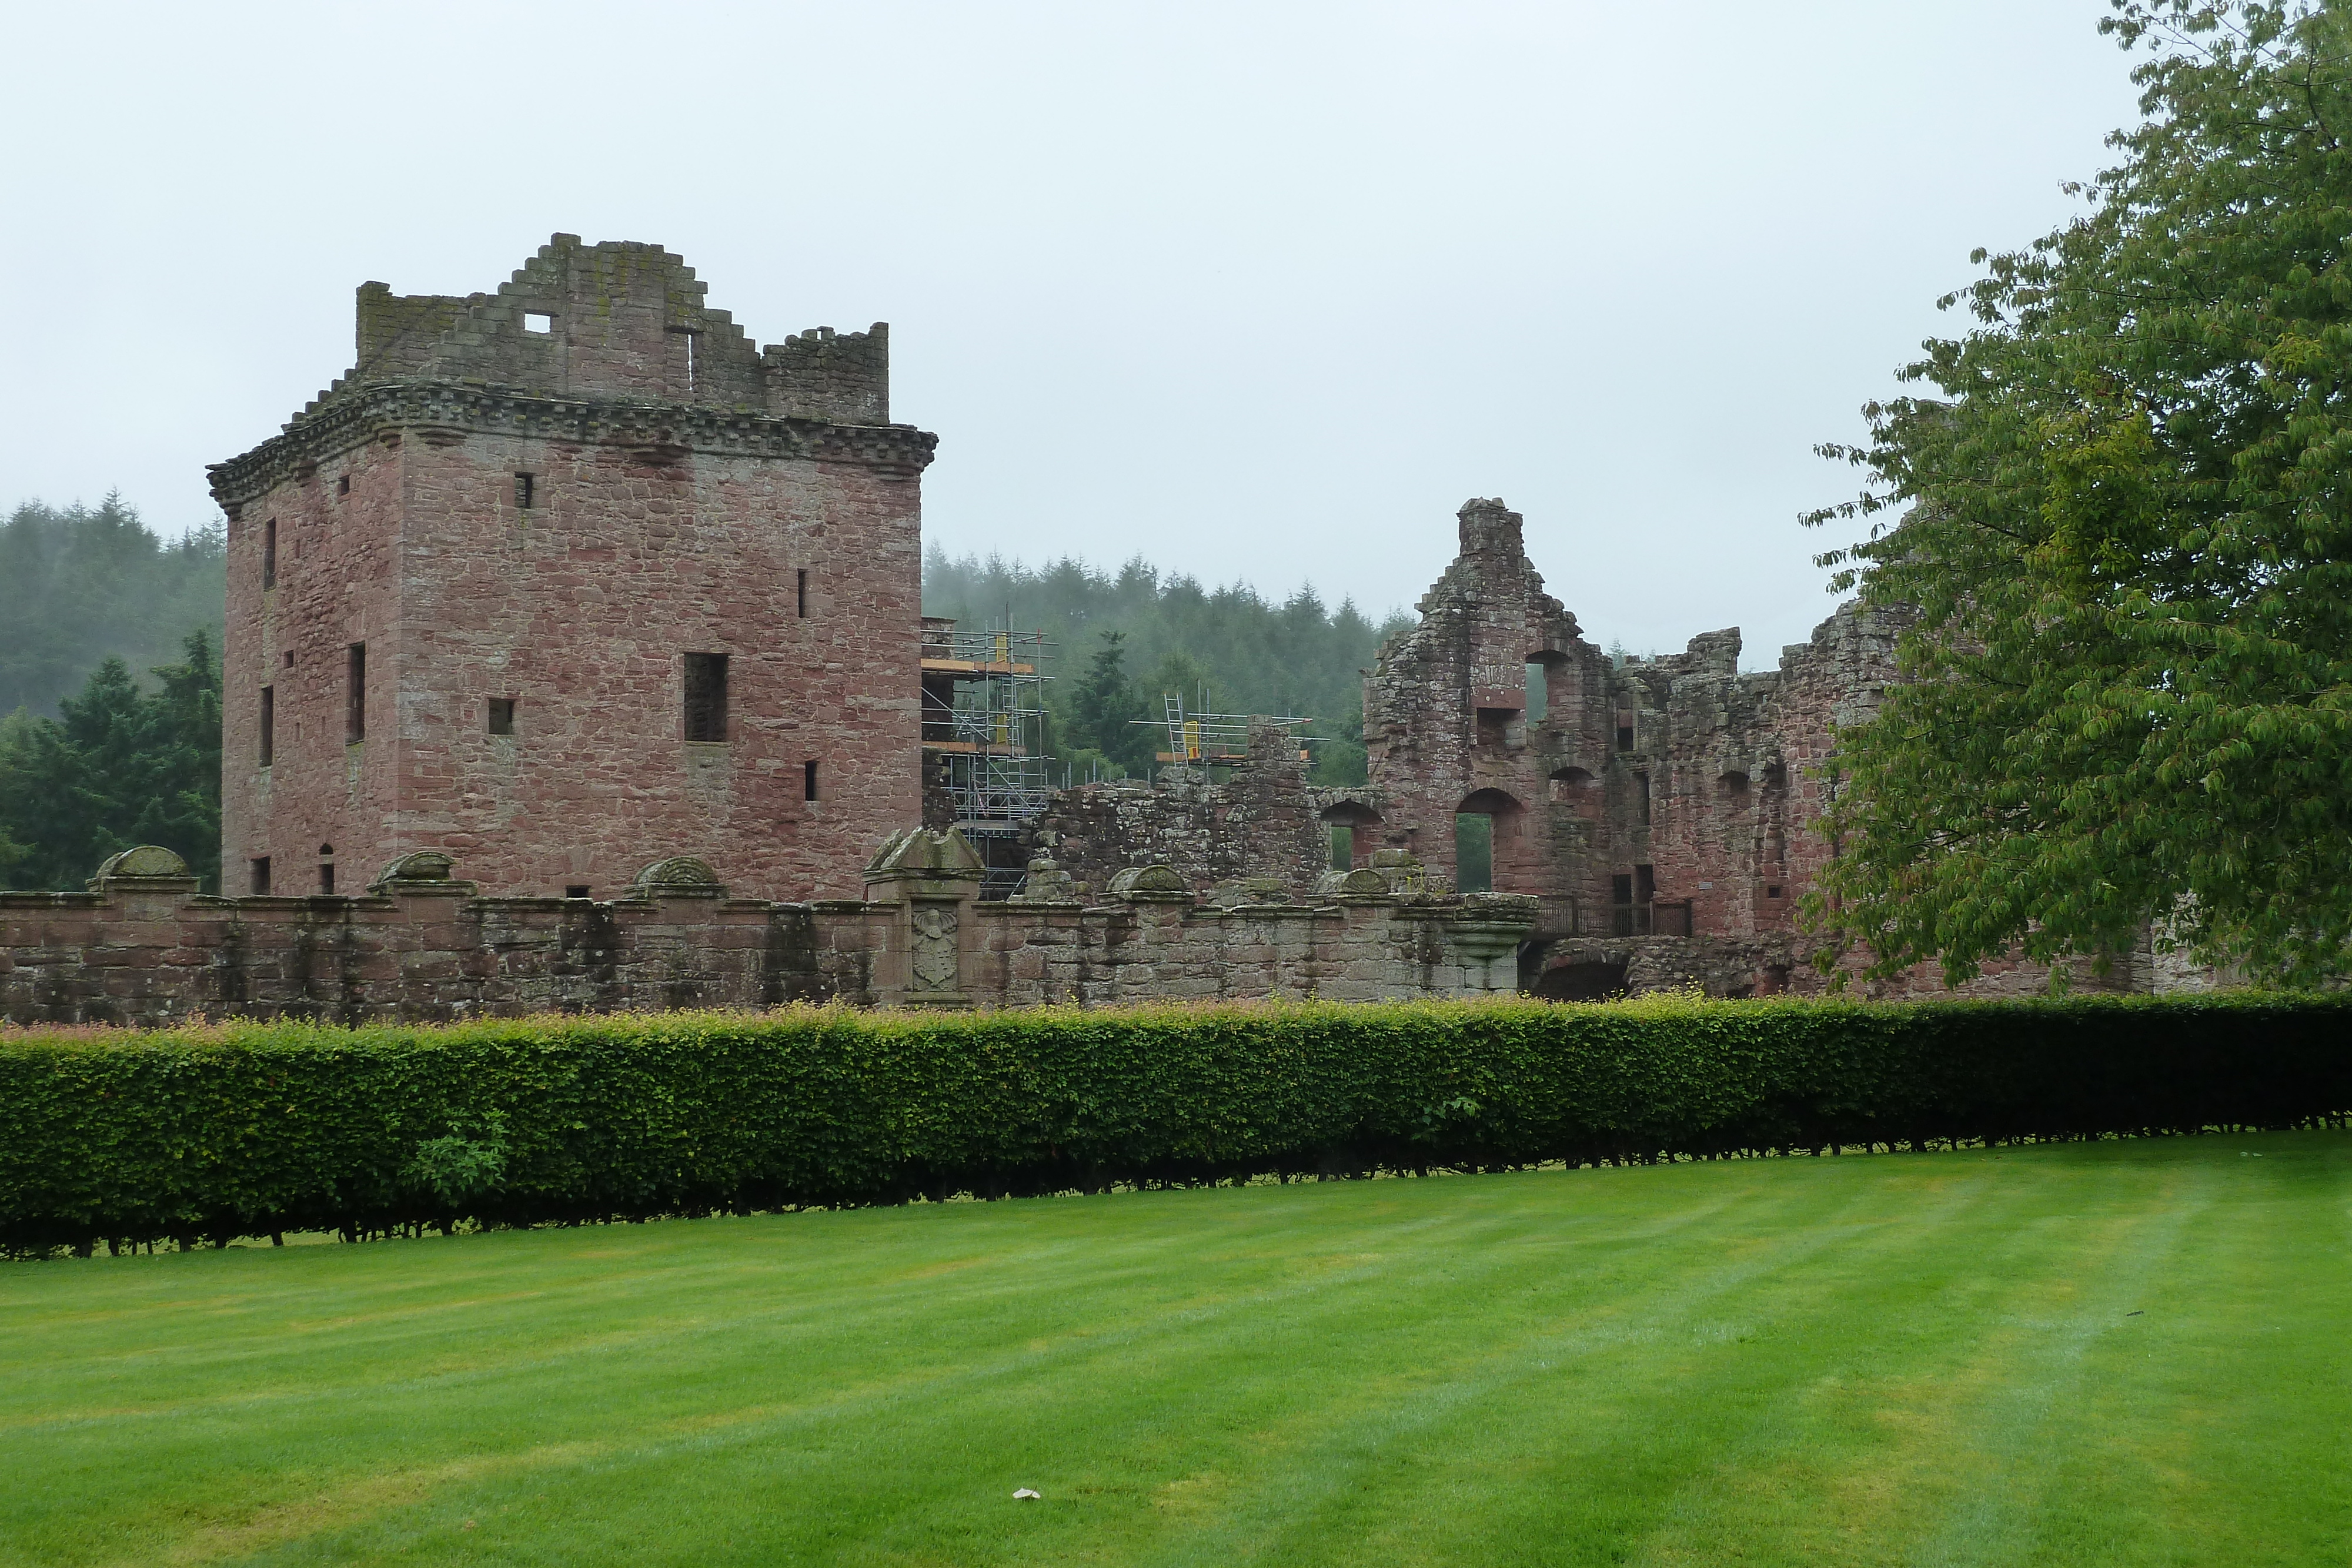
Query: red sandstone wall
xmin=0 ymin=875 xmax=1527 ymax=1027
xmin=216 ymin=239 xmax=925 ymax=903
xmin=223 ymin=435 xmax=918 ymax=902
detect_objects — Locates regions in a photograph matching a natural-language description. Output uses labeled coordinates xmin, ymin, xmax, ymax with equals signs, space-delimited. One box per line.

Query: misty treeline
xmin=0 ymin=497 xmax=226 ymax=892
xmin=921 ymin=546 xmax=1415 ymax=785
xmin=0 ymin=500 xmax=1412 ymax=891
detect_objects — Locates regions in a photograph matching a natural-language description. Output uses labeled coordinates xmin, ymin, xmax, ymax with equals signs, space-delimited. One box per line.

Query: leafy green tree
xmin=0 ymin=632 xmax=223 ymax=892
xmin=1806 ymin=0 xmax=2352 ymax=987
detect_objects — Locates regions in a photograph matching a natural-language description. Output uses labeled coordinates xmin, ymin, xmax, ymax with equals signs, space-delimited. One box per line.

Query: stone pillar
xmin=861 ymin=828 xmax=985 ymax=1007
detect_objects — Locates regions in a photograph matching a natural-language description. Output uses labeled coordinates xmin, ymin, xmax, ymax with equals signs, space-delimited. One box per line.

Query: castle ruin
xmin=0 ymin=239 xmax=2165 ymax=1025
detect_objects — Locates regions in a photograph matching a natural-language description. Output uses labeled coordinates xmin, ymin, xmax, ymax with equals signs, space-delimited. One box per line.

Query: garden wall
xmin=0 ymin=836 xmax=1536 ymax=1027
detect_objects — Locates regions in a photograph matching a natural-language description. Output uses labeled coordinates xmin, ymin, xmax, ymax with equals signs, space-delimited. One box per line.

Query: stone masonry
xmin=6 ymin=230 xmax=2183 ymax=1016
xmin=1032 ymin=497 xmax=2154 ymax=999
xmin=0 ymin=840 xmax=1534 ymax=1026
xmin=211 ymin=236 xmax=932 ymax=905
xmin=1035 ymin=720 xmax=1329 ymax=902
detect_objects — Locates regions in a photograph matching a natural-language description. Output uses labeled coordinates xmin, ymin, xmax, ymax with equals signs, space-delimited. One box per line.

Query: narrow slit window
xmin=258 ymin=686 xmax=275 ymax=766
xmin=487 ymin=698 xmax=516 ymax=735
xmin=319 ymin=862 xmax=336 ymax=895
xmin=1525 ymin=661 xmax=1548 ymax=723
xmin=250 ymin=857 xmax=272 ymax=896
xmin=346 ymin=643 xmax=366 ymax=743
xmin=796 ymin=569 xmax=808 ymax=618
xmin=263 ymin=519 xmax=277 ymax=589
xmin=524 ymin=312 xmax=553 ymax=334
xmin=1636 ymin=770 xmax=1651 ymax=825
xmin=1329 ymin=823 xmax=1353 ymax=871
xmin=683 ymin=653 xmax=729 ymax=742
xmin=337 ymin=474 xmax=350 ymax=496
xmin=803 ymin=760 xmax=820 ymax=801
xmin=514 ymin=472 xmax=536 ymax=510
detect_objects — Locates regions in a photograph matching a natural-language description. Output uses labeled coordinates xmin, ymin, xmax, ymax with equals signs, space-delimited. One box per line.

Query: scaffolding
xmin=1135 ymin=689 xmax=1321 ymax=770
xmin=920 ymin=619 xmax=1058 ymax=898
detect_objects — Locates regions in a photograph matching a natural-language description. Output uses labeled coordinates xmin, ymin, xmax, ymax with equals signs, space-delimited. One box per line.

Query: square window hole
xmin=524 ymin=312 xmax=553 ymax=335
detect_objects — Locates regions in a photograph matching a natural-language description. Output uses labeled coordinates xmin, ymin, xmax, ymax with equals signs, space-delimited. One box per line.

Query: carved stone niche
xmin=863 ymin=827 xmax=985 ymax=1007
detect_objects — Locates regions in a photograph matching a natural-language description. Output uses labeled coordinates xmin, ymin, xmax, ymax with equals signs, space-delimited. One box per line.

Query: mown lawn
xmin=2 ymin=1131 xmax=2346 ymax=1567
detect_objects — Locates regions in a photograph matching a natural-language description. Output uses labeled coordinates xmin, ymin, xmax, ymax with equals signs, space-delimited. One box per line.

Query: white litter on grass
xmin=1013 ymin=1489 xmax=1041 ymax=1500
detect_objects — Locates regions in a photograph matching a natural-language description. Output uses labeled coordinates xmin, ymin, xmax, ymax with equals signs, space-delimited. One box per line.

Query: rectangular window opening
xmin=336 ymin=474 xmax=350 ymax=497
xmin=1329 ymin=823 xmax=1354 ymax=872
xmin=263 ymin=519 xmax=277 ymax=589
xmin=319 ymin=862 xmax=336 ymax=895
xmin=250 ymin=857 xmax=272 ymax=896
xmin=565 ymin=884 xmax=591 ymax=900
xmin=1766 ymin=884 xmax=1784 ymax=899
xmin=1636 ymin=864 xmax=1656 ymax=904
xmin=524 ymin=312 xmax=553 ymax=335
xmin=1453 ymin=813 xmax=1494 ymax=894
xmin=258 ymin=686 xmax=275 ymax=767
xmin=804 ymin=760 xmax=820 ymax=802
xmin=1615 ymin=710 xmax=1635 ymax=751
xmin=514 ymin=472 xmax=536 ymax=510
xmin=683 ymin=652 xmax=729 ymax=742
xmin=346 ymin=643 xmax=366 ymax=743
xmin=487 ymin=697 xmax=516 ymax=736
xmin=1525 ymin=661 xmax=1548 ymax=723
xmin=796 ymin=569 xmax=808 ymax=618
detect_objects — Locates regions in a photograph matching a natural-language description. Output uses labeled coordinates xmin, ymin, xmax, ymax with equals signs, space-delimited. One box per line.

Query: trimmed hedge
xmin=3 ymin=992 xmax=2348 ymax=1258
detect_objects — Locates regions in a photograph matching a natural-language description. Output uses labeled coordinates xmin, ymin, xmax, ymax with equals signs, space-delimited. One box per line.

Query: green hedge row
xmin=4 ymin=992 xmax=2348 ymax=1258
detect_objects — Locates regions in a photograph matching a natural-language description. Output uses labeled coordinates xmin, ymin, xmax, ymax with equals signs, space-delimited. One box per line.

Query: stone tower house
xmin=209 ymin=236 xmax=936 ymax=901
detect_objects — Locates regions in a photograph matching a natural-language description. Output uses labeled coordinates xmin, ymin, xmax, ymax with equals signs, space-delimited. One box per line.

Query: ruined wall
xmin=214 ymin=236 xmax=931 ymax=904
xmin=1347 ymin=496 xmax=2130 ymax=997
xmin=1037 ymin=721 xmax=1329 ymax=900
xmin=0 ymin=842 xmax=1531 ymax=1028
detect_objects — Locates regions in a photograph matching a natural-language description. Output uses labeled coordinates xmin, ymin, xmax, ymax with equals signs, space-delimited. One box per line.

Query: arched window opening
xmin=1454 ymin=789 xmax=1525 ymax=894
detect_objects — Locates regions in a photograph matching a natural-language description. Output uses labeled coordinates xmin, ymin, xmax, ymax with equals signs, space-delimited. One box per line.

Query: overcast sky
xmin=1 ymin=2 xmax=2146 ymax=665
